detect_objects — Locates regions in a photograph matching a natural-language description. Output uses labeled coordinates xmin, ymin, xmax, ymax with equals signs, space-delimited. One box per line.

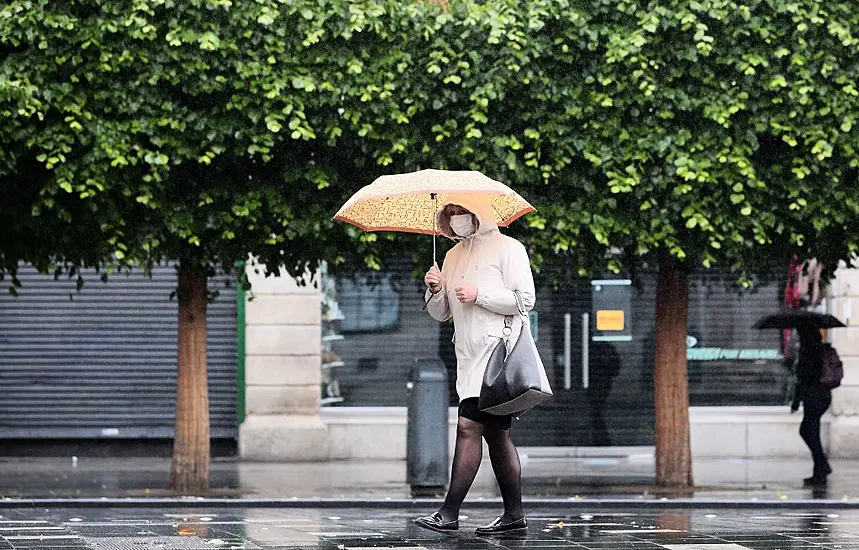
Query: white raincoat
xmin=425 ymin=194 xmax=540 ymax=402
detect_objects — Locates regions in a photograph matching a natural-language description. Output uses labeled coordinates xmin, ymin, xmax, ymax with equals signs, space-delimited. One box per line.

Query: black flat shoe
xmin=475 ymin=516 xmax=527 ymax=535
xmin=803 ymin=475 xmax=828 ymax=487
xmin=414 ymin=512 xmax=459 ymax=533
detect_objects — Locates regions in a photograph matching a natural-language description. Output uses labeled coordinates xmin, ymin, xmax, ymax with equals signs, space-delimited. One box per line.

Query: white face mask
xmin=449 ymin=214 xmax=475 ymax=237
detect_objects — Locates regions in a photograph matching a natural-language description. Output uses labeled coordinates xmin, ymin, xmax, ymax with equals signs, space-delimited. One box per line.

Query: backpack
xmin=819 ymin=343 xmax=843 ymax=389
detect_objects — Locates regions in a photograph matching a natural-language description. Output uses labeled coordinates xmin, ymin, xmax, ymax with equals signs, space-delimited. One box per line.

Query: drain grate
xmin=84 ymin=536 xmax=261 ymax=550
xmin=0 ymin=520 xmax=88 ymax=549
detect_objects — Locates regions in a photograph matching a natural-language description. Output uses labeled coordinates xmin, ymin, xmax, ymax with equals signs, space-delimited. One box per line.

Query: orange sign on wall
xmin=596 ymin=310 xmax=625 ymax=331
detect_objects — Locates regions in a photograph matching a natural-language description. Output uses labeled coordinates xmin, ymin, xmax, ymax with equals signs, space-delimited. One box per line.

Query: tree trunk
xmin=654 ymin=255 xmax=693 ymax=487
xmin=169 ymin=255 xmax=210 ymax=494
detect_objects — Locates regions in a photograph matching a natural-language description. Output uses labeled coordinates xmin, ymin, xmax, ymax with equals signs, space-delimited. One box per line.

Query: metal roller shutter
xmin=0 ymin=264 xmax=237 ymax=439
xmin=332 ymin=263 xmax=440 ymax=407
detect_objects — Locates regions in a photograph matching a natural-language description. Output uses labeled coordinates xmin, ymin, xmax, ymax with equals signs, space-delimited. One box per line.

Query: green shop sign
xmin=687 ymin=348 xmax=784 ymax=361
xmin=686 ymin=335 xmax=784 ymax=362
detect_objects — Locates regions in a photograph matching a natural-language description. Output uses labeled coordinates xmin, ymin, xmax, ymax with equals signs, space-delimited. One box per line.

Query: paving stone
xmin=2 ymin=507 xmax=859 ymax=550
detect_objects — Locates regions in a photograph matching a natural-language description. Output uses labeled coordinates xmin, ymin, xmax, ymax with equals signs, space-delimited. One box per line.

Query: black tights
xmin=437 ymin=416 xmax=523 ymax=523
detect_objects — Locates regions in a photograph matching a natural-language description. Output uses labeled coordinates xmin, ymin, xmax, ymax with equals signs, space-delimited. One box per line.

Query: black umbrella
xmin=753 ymin=310 xmax=846 ymax=330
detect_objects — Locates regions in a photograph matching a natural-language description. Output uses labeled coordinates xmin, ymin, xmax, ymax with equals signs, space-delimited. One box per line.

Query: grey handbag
xmin=478 ymin=291 xmax=553 ymax=416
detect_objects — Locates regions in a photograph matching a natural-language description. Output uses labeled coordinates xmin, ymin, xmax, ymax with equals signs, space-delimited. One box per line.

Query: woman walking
xmin=415 ymin=194 xmax=536 ymax=536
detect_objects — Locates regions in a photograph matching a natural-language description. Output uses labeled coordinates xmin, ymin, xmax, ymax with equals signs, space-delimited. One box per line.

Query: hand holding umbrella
xmin=424 ymin=263 xmax=442 ymax=294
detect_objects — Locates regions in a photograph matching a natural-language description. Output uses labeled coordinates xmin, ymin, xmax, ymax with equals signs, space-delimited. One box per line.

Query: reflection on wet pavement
xmin=3 ymin=457 xmax=859 ymax=501
xmin=1 ymin=507 xmax=859 ymax=549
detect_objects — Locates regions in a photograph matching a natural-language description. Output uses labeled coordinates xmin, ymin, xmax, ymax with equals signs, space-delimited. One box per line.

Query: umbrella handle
xmin=431 ymin=193 xmax=437 ymax=264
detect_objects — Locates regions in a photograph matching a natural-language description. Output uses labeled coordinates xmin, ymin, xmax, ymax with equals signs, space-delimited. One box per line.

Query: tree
xmin=315 ymin=0 xmax=859 ymax=486
xmin=0 ymin=0 xmax=514 ymax=492
xmin=348 ymin=0 xmax=857 ymax=486
xmin=0 ymin=0 xmax=398 ymax=492
xmin=455 ymin=0 xmax=859 ymax=486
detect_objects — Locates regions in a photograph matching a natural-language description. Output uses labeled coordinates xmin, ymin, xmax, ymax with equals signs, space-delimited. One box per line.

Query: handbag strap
xmin=503 ymin=290 xmax=528 ymax=340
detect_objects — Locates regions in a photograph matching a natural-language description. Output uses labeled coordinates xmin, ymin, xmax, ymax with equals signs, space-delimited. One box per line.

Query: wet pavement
xmin=2 ymin=457 xmax=859 ymax=548
xmin=2 ymin=506 xmax=859 ymax=549
xmin=2 ymin=456 xmax=859 ymax=503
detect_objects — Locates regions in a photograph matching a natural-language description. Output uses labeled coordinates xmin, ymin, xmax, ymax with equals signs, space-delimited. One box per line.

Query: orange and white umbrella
xmin=334 ymin=169 xmax=535 ymax=260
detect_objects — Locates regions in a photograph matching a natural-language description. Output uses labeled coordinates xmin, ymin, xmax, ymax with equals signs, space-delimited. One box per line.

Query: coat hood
xmin=436 ymin=194 xmax=498 ymax=239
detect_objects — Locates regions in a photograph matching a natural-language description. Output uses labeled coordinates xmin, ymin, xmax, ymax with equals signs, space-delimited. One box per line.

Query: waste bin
xmin=406 ymin=358 xmax=449 ymax=495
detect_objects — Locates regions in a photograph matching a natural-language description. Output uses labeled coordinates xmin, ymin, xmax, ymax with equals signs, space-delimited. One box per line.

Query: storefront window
xmin=329 ymin=267 xmax=789 ymax=409
xmin=686 ymin=275 xmax=791 ymax=406
xmin=337 ymin=275 xmax=400 ymax=333
xmin=328 ymin=272 xmax=437 ymax=407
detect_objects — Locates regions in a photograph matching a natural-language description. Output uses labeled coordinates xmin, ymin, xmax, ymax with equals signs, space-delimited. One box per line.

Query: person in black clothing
xmin=587 ymin=341 xmax=621 ymax=446
xmin=791 ymin=328 xmax=833 ymax=486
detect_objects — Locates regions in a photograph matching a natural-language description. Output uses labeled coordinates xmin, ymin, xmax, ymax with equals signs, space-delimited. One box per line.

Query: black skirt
xmin=458 ymin=397 xmax=513 ymax=430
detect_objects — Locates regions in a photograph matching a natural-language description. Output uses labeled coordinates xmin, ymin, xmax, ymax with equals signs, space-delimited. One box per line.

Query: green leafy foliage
xmin=1 ymin=0 xmax=857 ymax=290
xmin=486 ymin=0 xmax=859 ymax=284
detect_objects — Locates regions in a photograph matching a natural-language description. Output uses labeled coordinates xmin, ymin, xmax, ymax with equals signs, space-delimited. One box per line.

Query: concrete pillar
xmin=826 ymin=257 xmax=859 ymax=458
xmin=238 ymin=261 xmax=329 ymax=461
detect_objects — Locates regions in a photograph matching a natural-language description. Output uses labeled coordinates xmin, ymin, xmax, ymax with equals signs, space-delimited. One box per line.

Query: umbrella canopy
xmin=333 ymin=169 xmax=535 ymax=235
xmin=333 ymin=169 xmax=536 ymax=262
xmin=753 ymin=310 xmax=846 ymax=330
